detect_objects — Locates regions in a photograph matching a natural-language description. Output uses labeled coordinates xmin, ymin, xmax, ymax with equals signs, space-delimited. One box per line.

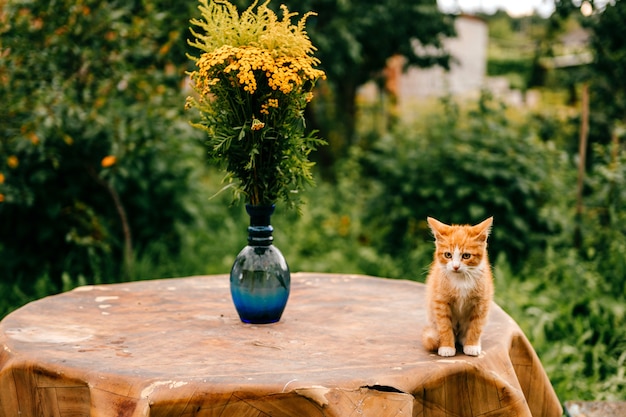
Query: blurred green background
xmin=1 ymin=0 xmax=625 ymax=403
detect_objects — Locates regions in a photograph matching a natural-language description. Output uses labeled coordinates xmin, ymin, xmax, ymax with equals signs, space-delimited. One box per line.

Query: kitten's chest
xmin=450 ymin=292 xmax=477 ymax=317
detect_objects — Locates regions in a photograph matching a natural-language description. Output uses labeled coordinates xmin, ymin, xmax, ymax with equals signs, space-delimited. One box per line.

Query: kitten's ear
xmin=473 ymin=217 xmax=493 ymax=242
xmin=427 ymin=217 xmax=450 ymax=240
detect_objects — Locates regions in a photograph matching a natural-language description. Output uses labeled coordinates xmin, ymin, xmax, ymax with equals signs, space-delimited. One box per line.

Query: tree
xmin=0 ymin=0 xmax=202 ymax=289
xmin=551 ymin=0 xmax=626 ymax=145
xmin=586 ymin=0 xmax=626 ymax=133
xmin=278 ymin=0 xmax=455 ymax=164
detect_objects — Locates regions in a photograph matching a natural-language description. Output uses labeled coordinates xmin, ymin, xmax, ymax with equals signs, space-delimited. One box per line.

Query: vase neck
xmin=246 ymin=204 xmax=275 ymax=246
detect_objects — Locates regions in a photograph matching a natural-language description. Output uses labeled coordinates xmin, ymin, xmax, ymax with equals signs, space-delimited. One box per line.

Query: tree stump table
xmin=0 ymin=273 xmax=562 ymax=416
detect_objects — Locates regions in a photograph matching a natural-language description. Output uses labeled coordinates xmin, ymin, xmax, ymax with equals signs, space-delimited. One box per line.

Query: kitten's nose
xmin=453 ymin=264 xmax=460 ymax=271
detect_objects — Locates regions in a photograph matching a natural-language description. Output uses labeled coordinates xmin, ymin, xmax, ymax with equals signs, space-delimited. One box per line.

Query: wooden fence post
xmin=574 ymin=82 xmax=589 ymax=248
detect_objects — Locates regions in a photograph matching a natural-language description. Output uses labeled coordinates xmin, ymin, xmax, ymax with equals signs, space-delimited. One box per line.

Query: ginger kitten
xmin=422 ymin=216 xmax=494 ymax=357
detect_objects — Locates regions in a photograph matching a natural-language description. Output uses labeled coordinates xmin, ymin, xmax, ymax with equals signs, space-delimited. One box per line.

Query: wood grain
xmin=0 ymin=273 xmax=562 ymax=417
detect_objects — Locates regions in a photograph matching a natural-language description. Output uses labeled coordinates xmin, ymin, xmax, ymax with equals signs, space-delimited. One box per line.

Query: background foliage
xmin=1 ymin=0 xmax=626 ymax=405
xmin=360 ymin=93 xmax=565 ymax=267
xmin=286 ymin=0 xmax=456 ymax=165
xmin=0 ymin=0 xmax=204 ymax=290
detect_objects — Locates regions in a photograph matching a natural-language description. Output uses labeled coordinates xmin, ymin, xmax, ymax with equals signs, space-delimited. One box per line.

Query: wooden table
xmin=0 ymin=273 xmax=562 ymax=417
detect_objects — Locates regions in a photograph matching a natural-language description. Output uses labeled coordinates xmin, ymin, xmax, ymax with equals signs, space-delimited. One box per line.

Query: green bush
xmin=487 ymin=57 xmax=533 ymax=77
xmin=581 ymin=143 xmax=626 ymax=294
xmin=272 ymin=156 xmax=408 ymax=279
xmin=494 ymin=141 xmax=626 ymax=401
xmin=0 ymin=0 xmax=202 ymax=290
xmin=359 ymin=93 xmax=567 ymax=268
xmin=496 ymin=245 xmax=626 ymax=401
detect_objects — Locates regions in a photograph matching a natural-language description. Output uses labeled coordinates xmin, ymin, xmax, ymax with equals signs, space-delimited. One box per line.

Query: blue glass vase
xmin=230 ymin=204 xmax=290 ymax=324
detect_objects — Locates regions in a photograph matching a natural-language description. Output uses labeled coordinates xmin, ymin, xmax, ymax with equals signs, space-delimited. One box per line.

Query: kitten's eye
xmin=462 ymin=253 xmax=471 ymax=259
xmin=444 ymin=252 xmax=452 ymax=259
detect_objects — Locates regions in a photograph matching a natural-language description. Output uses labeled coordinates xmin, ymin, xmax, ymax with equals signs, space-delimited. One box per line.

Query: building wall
xmin=398 ymin=15 xmax=488 ymax=103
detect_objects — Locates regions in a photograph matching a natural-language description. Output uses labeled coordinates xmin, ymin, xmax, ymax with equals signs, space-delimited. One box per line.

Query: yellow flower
xmin=101 ymin=155 xmax=117 ymax=168
xmin=0 ymin=173 xmax=4 ymax=184
xmin=27 ymin=132 xmax=40 ymax=145
xmin=186 ymin=0 xmax=327 ymax=207
xmin=7 ymin=156 xmax=18 ymax=169
xmin=251 ymin=118 xmax=265 ymax=131
xmin=260 ymin=98 xmax=280 ymax=115
xmin=192 ymin=39 xmax=324 ymax=98
xmin=0 ymin=194 xmax=4 ymax=203
xmin=189 ymin=0 xmax=319 ymax=60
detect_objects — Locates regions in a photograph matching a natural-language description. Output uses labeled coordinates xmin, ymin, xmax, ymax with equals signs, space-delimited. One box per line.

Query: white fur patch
xmin=463 ymin=345 xmax=481 ymax=356
xmin=445 ymin=258 xmax=486 ymax=296
xmin=438 ymin=346 xmax=456 ymax=357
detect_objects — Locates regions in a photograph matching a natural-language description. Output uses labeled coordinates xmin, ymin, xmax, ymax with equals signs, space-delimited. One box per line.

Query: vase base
xmin=234 ymin=303 xmax=286 ymax=324
xmin=239 ymin=316 xmax=282 ymax=325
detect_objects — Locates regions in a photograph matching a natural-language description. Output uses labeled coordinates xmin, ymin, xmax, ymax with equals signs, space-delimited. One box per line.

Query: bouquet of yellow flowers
xmin=186 ymin=0 xmax=326 ymax=207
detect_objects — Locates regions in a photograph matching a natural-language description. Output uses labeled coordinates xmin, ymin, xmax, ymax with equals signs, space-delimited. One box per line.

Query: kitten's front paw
xmin=463 ymin=345 xmax=481 ymax=356
xmin=438 ymin=346 xmax=456 ymax=357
